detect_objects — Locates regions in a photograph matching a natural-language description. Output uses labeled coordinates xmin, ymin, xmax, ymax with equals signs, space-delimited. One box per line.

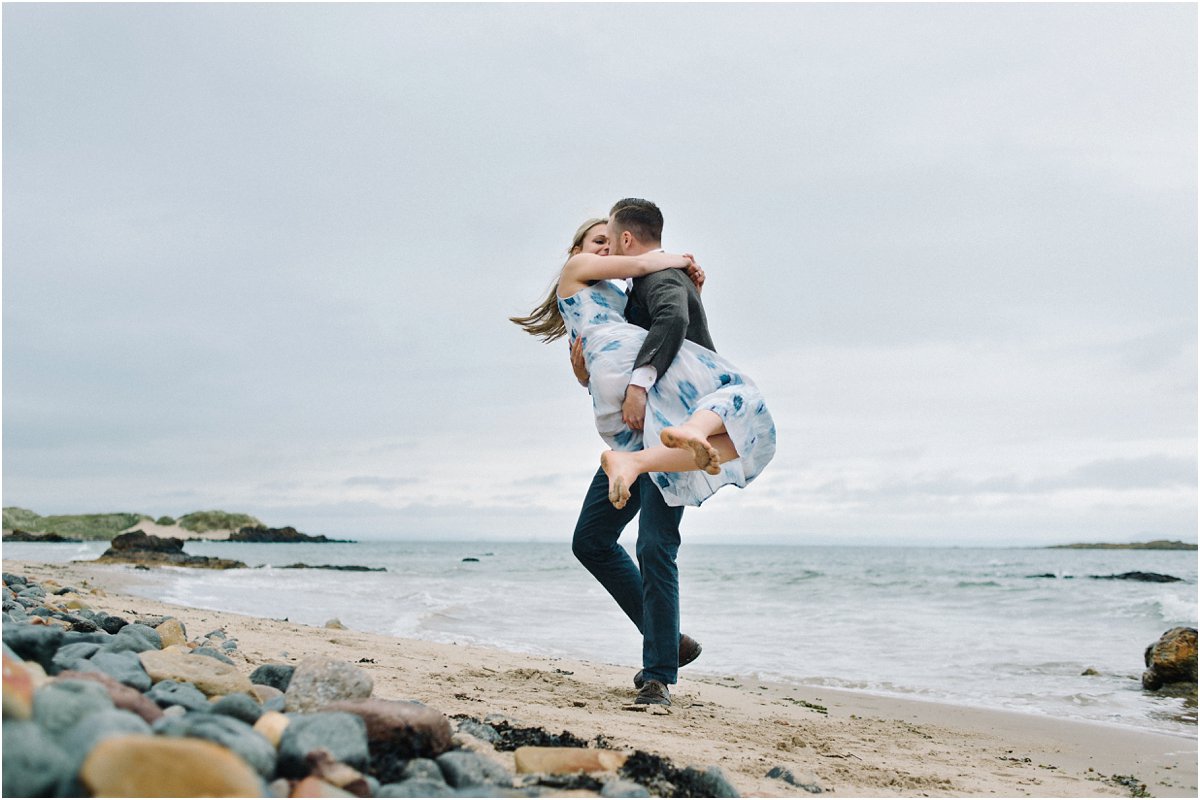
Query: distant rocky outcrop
xmin=1090 ymin=571 xmax=1183 ymax=583
xmin=177 ymin=511 xmax=263 ymax=534
xmin=1142 ymin=627 xmax=1198 ymax=692
xmin=1048 ymin=540 xmax=1197 ymax=551
xmin=276 ymin=564 xmax=384 ymax=572
xmin=229 ymin=526 xmax=354 ymax=544
xmin=95 ymin=531 xmax=247 ymax=570
xmin=3 ymin=530 xmax=83 ymax=543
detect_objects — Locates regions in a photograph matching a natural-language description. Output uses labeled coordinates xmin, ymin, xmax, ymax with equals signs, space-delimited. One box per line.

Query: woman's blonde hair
xmin=510 ymin=217 xmax=607 ymax=342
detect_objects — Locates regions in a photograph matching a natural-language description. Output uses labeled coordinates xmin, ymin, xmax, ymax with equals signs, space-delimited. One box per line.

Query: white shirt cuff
xmin=629 ymin=366 xmax=657 ymax=390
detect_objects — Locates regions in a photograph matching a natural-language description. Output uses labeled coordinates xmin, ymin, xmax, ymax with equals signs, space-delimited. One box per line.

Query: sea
xmin=4 ymin=540 xmax=1196 ymax=737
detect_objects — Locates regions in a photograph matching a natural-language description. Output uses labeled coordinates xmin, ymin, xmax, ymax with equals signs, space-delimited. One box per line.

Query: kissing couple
xmin=512 ymin=198 xmax=776 ymax=706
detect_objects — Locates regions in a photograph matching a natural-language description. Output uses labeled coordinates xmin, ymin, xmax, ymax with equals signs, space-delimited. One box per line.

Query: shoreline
xmin=4 ymin=558 xmax=1195 ymax=797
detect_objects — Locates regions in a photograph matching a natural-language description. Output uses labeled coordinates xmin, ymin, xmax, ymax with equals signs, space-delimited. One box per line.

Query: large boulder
xmin=96 ymin=531 xmax=247 ymax=569
xmin=1142 ymin=627 xmax=1198 ymax=690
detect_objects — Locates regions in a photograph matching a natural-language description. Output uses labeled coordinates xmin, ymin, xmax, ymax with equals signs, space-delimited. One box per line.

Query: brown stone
xmin=139 ymin=647 xmax=253 ymax=696
xmin=155 ymin=618 xmax=188 ymax=648
xmin=514 ymin=746 xmax=627 ymax=775
xmin=326 ymin=698 xmax=452 ymax=758
xmin=290 ymin=776 xmax=356 ymax=797
xmin=3 ymin=651 xmax=34 ymax=719
xmin=305 ymin=750 xmax=371 ymax=795
xmin=56 ymin=670 xmax=164 ymax=724
xmin=79 ymin=734 xmax=263 ymax=796
xmin=254 ymin=710 xmax=291 ymax=748
xmin=1143 ymin=626 xmax=1198 ymax=689
xmin=251 ymin=683 xmax=284 ymax=704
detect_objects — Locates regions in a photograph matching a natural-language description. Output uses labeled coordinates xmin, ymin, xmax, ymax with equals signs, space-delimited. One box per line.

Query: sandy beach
xmin=5 ymin=557 xmax=1195 ymax=798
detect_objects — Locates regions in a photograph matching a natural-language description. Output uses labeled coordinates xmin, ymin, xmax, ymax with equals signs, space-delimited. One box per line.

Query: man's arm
xmin=623 ymin=271 xmax=692 ymax=430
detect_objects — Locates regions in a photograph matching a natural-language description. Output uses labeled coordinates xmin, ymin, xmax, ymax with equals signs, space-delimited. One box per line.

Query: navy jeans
xmin=571 ymin=466 xmax=684 ymax=684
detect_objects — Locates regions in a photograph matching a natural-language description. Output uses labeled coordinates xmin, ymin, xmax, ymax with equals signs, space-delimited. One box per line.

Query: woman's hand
xmin=570 ymin=336 xmax=590 ymax=388
xmin=683 ymin=253 xmax=705 ymax=293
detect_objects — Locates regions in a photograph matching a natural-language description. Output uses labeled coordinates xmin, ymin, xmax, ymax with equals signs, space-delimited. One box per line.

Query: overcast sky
xmin=3 ymin=3 xmax=1195 ymax=546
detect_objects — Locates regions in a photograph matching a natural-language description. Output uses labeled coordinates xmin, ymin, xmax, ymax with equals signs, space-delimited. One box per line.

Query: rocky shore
xmin=3 ymin=571 xmax=740 ymax=798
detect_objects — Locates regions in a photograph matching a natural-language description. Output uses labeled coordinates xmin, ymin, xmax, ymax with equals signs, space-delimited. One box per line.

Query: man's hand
xmin=683 ymin=253 xmax=705 ymax=293
xmin=570 ymin=337 xmax=590 ymax=387
xmin=622 ymin=385 xmax=648 ymax=431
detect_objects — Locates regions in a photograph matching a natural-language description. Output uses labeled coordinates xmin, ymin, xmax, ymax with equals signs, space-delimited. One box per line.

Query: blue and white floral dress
xmin=557 ymin=279 xmax=776 ymax=507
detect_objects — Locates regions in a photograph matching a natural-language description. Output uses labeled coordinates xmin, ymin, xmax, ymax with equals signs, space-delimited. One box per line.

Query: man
xmin=570 ymin=198 xmax=716 ymax=706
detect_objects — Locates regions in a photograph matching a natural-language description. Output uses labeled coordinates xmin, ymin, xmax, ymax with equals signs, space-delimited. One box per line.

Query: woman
xmin=511 ymin=218 xmax=775 ymax=509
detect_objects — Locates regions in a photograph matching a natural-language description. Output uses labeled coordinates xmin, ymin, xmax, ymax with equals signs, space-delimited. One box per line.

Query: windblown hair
xmin=510 ymin=217 xmax=607 ymax=343
xmin=609 ymin=198 xmax=663 ymax=244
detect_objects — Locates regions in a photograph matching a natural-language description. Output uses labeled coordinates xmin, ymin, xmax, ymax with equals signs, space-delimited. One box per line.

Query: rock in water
xmin=285 ymin=656 xmax=374 ymax=712
xmin=139 ymin=647 xmax=253 ymax=696
xmin=1143 ymin=627 xmax=1198 ymax=690
xmin=79 ymin=734 xmax=263 ymax=797
xmin=96 ymin=530 xmax=248 ymax=569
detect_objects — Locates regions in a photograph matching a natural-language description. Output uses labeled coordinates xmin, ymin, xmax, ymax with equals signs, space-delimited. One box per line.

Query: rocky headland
xmin=230 ymin=526 xmax=356 ymax=544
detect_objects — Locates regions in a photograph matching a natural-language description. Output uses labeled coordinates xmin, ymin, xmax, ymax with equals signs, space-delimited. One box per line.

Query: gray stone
xmin=378 ymin=779 xmax=454 ymax=797
xmin=205 ymin=628 xmax=228 ymax=640
xmin=681 ymin=766 xmax=739 ymax=798
xmin=102 ymin=622 xmax=162 ymax=653
xmin=277 ymin=712 xmax=369 ymax=778
xmin=456 ymin=719 xmax=501 ymax=744
xmin=89 ymin=649 xmax=153 ymax=691
xmin=2 ymin=572 xmax=27 ymax=587
xmin=155 ymin=712 xmax=277 ymax=777
xmin=285 ymin=657 xmax=373 ymax=712
xmin=601 ymin=779 xmax=652 ymax=798
xmin=98 ymin=614 xmax=129 ymax=634
xmin=70 ymin=619 xmax=100 ymax=633
xmin=210 ymin=692 xmax=263 ymax=724
xmin=766 ymin=766 xmax=823 ymax=793
xmin=2 ymin=720 xmax=73 ymax=798
xmin=146 ymin=679 xmax=211 ymax=712
xmin=403 ymin=758 xmax=448 ymax=783
xmin=192 ymin=645 xmax=236 ymax=665
xmin=437 ymin=750 xmax=513 ymax=789
xmin=134 ymin=614 xmax=170 ymax=628
xmin=3 ymin=625 xmax=66 ymax=670
xmin=32 ymin=679 xmax=115 ymax=736
xmin=51 ymin=641 xmax=103 ymax=674
xmin=221 ymin=639 xmax=238 ymax=651
xmin=264 ymin=695 xmax=286 ymax=712
xmin=58 ymin=708 xmax=152 ymax=770
xmin=249 ymin=663 xmax=295 ymax=692
xmin=18 ymin=585 xmax=46 ymax=599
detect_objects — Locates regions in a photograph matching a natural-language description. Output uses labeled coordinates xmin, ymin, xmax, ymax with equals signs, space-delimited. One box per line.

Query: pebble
xmin=285 ymin=656 xmax=373 ymax=712
xmin=56 ymin=669 xmax=164 ymax=723
xmin=514 ymin=745 xmax=628 ymax=774
xmin=103 ymin=622 xmax=163 ymax=654
xmin=253 ymin=709 xmax=291 ymax=747
xmin=79 ymin=734 xmax=264 ymax=797
xmin=682 ymin=765 xmax=740 ymax=798
xmin=290 ymin=776 xmax=357 ymax=797
xmin=139 ymin=647 xmax=253 ymax=696
xmin=3 ymin=651 xmax=35 ymax=719
xmin=155 ymin=711 xmax=278 ymax=776
xmin=99 ymin=614 xmax=129 ymax=634
xmin=378 ymin=778 xmax=454 ymax=797
xmin=437 ymin=749 xmax=514 ymax=789
xmin=401 ymin=758 xmax=447 ymax=783
xmin=2 ymin=719 xmax=73 ymax=797
xmin=146 ymin=679 xmax=212 ymax=711
xmin=328 ymin=698 xmax=454 ymax=759
xmin=211 ymin=691 xmax=263 ymax=724
xmin=601 ymin=778 xmax=652 ymax=797
xmin=59 ymin=708 xmax=153 ymax=769
xmin=250 ymin=663 xmax=296 ymax=692
xmin=251 ymin=682 xmax=285 ymax=704
xmin=33 ymin=678 xmax=114 ymax=735
xmin=194 ymin=645 xmax=237 ymax=665
xmin=154 ymin=618 xmax=188 ymax=648
xmin=277 ymin=711 xmax=370 ymax=778
xmin=88 ymin=649 xmax=153 ymax=691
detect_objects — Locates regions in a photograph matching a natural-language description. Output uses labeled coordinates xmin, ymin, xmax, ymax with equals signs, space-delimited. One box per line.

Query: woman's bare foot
xmin=600 ymin=450 xmax=637 ymax=509
xmin=661 ymin=425 xmax=722 ymax=475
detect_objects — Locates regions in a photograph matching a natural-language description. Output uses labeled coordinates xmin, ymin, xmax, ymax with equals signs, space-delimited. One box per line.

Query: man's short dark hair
xmin=610 ymin=198 xmax=663 ymax=244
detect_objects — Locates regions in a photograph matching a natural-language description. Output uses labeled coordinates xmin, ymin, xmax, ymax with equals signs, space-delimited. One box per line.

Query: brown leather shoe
xmin=633 ymin=634 xmax=702 ymax=689
xmin=634 ymin=679 xmax=671 ymax=706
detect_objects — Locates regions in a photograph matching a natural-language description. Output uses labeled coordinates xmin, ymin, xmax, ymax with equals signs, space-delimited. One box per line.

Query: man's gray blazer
xmin=625 ymin=268 xmax=716 ymax=380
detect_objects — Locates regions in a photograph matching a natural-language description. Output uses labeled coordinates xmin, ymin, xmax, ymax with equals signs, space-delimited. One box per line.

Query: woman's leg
xmin=601 ymin=419 xmax=740 ymax=509
xmin=660 ymin=410 xmax=738 ymax=475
